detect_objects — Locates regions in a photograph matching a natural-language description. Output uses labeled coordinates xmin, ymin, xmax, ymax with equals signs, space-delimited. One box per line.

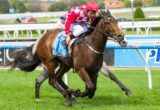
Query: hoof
xmin=125 ymin=91 xmax=132 ymax=96
xmin=71 ymin=97 xmax=76 ymax=102
xmin=65 ymin=99 xmax=72 ymax=106
xmin=35 ymin=99 xmax=40 ymax=102
xmin=88 ymin=92 xmax=95 ymax=99
xmin=74 ymin=89 xmax=81 ymax=97
xmin=88 ymin=94 xmax=94 ymax=99
xmin=67 ymin=89 xmax=80 ymax=97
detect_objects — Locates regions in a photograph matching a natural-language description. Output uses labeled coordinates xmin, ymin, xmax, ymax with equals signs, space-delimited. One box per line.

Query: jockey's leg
xmin=71 ymin=24 xmax=87 ymax=37
xmin=68 ymin=24 xmax=88 ymax=54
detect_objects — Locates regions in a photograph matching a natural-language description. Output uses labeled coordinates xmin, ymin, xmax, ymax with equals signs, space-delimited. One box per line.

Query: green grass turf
xmin=0 ymin=69 xmax=160 ymax=110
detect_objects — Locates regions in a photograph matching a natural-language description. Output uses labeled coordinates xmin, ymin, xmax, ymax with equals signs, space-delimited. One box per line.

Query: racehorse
xmin=11 ymin=10 xmax=127 ymax=106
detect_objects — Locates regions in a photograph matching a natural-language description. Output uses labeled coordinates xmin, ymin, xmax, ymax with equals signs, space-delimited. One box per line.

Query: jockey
xmin=65 ymin=1 xmax=99 ymax=44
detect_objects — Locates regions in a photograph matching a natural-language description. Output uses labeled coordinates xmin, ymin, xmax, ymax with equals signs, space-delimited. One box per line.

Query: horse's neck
xmin=89 ymin=21 xmax=107 ymax=52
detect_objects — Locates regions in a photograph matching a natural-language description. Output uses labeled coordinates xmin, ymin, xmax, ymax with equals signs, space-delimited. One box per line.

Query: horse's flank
xmin=36 ymin=28 xmax=64 ymax=59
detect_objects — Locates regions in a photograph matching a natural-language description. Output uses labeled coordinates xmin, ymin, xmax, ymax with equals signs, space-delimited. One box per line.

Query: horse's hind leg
xmin=35 ymin=69 xmax=48 ymax=100
xmin=101 ymin=61 xmax=132 ymax=95
xmin=56 ymin=64 xmax=70 ymax=90
xmin=55 ymin=64 xmax=77 ymax=101
xmin=44 ymin=61 xmax=73 ymax=106
xmin=56 ymin=64 xmax=87 ymax=99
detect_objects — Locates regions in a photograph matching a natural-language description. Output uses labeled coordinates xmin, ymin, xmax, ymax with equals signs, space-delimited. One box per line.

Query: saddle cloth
xmin=52 ymin=31 xmax=88 ymax=57
xmin=52 ymin=31 xmax=68 ymax=57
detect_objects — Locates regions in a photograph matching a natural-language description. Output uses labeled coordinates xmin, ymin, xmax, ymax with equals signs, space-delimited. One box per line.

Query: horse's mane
xmin=88 ymin=10 xmax=112 ymax=32
xmin=77 ymin=11 xmax=105 ymax=38
xmin=90 ymin=16 xmax=101 ymax=27
xmin=87 ymin=16 xmax=101 ymax=34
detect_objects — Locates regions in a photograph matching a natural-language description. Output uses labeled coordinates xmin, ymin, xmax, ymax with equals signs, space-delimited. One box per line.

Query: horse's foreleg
xmin=87 ymin=73 xmax=98 ymax=99
xmin=35 ymin=69 xmax=48 ymax=100
xmin=101 ymin=62 xmax=132 ymax=95
xmin=68 ymin=73 xmax=98 ymax=99
xmin=73 ymin=68 xmax=94 ymax=98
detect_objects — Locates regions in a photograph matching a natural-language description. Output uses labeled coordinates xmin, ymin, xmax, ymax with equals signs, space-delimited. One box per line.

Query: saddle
xmin=69 ymin=30 xmax=92 ymax=47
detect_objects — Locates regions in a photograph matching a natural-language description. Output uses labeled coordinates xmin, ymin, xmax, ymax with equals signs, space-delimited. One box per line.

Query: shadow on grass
xmin=76 ymin=94 xmax=157 ymax=107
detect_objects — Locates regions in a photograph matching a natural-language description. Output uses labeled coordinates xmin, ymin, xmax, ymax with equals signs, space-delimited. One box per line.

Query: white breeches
xmin=70 ymin=23 xmax=88 ymax=37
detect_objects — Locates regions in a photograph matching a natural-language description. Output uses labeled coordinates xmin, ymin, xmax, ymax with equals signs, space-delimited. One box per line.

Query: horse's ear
xmin=106 ymin=9 xmax=111 ymax=16
xmin=98 ymin=10 xmax=105 ymax=18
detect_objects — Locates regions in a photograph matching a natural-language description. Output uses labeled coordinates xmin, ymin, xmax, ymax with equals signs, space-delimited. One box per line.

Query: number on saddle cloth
xmin=52 ymin=31 xmax=69 ymax=57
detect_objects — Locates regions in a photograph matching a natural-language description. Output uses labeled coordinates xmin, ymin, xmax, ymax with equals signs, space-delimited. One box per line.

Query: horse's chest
xmin=83 ymin=55 xmax=103 ymax=69
xmin=73 ymin=45 xmax=103 ymax=69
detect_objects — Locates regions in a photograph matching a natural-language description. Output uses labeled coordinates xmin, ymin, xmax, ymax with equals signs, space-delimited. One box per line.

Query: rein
xmin=89 ymin=26 xmax=115 ymax=41
xmin=81 ymin=16 xmax=121 ymax=54
xmin=81 ymin=25 xmax=114 ymax=55
xmin=89 ymin=26 xmax=108 ymax=36
xmin=81 ymin=25 xmax=108 ymax=55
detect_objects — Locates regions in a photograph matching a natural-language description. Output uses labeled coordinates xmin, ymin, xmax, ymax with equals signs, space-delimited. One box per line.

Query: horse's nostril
xmin=120 ymin=40 xmax=127 ymax=47
xmin=118 ymin=35 xmax=124 ymax=38
xmin=118 ymin=35 xmax=122 ymax=37
xmin=117 ymin=35 xmax=124 ymax=42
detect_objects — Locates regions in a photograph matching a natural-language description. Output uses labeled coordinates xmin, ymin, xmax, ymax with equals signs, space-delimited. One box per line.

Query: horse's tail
xmin=10 ymin=44 xmax=41 ymax=72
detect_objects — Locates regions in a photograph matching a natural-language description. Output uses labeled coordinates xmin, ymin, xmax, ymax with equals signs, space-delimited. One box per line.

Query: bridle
xmin=88 ymin=16 xmax=122 ymax=43
xmin=82 ymin=15 xmax=125 ymax=54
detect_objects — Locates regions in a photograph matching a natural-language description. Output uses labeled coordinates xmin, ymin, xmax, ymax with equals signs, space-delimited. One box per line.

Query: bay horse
xmin=11 ymin=10 xmax=127 ymax=106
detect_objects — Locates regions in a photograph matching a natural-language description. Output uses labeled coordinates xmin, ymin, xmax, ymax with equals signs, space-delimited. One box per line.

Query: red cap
xmin=86 ymin=1 xmax=99 ymax=12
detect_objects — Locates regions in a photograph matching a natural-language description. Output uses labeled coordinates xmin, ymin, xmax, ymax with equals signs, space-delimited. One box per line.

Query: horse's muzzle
xmin=116 ymin=35 xmax=124 ymax=42
xmin=120 ymin=40 xmax=127 ymax=47
xmin=115 ymin=35 xmax=127 ymax=47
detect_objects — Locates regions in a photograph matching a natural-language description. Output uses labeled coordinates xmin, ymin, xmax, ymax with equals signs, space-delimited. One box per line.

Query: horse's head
xmin=98 ymin=10 xmax=127 ymax=47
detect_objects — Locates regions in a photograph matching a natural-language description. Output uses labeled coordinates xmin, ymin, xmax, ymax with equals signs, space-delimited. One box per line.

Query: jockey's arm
xmin=65 ymin=10 xmax=79 ymax=44
xmin=65 ymin=10 xmax=79 ymax=36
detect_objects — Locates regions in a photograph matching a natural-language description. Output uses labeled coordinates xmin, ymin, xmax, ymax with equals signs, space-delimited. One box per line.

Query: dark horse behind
xmin=11 ymin=10 xmax=127 ymax=106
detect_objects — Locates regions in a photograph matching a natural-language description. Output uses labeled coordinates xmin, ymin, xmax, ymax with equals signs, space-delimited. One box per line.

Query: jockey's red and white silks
xmin=65 ymin=5 xmax=95 ymax=36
